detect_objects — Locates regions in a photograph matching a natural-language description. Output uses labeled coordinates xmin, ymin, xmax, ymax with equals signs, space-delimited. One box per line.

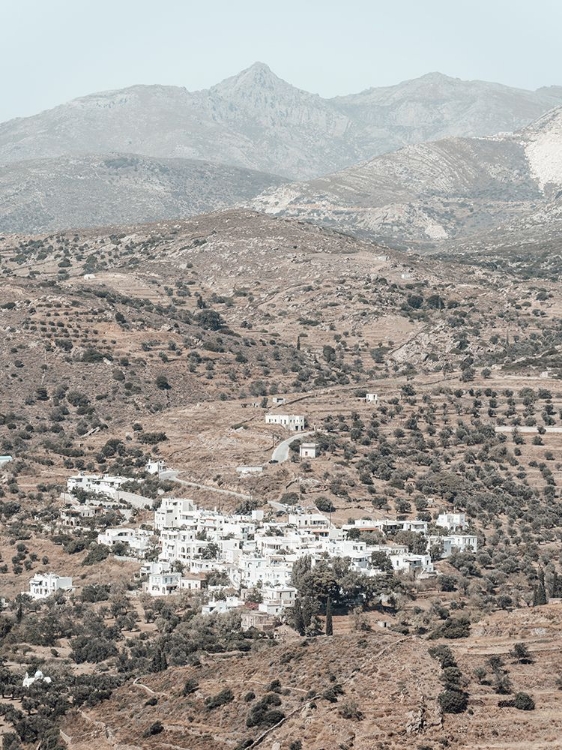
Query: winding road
xmin=271 ymin=431 xmax=315 ymax=463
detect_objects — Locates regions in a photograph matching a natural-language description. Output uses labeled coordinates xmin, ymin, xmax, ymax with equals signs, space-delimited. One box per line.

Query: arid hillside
xmin=2 ymin=210 xmax=562 ymax=750
xmin=59 ymin=603 xmax=562 ymax=750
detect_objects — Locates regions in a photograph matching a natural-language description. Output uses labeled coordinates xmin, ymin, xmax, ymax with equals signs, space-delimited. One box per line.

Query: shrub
xmin=70 ymin=636 xmax=118 ymax=664
xmin=82 ymin=543 xmax=110 ymax=566
xmin=156 ymin=375 xmax=170 ymax=390
xmin=246 ymin=694 xmax=284 ymax=727
xmin=322 ymin=684 xmax=344 ymax=703
xmin=139 ymin=432 xmax=167 ymax=445
xmin=205 ymin=688 xmax=234 ymax=710
xmin=143 ymin=721 xmax=164 ymax=737
xmin=183 ymin=678 xmax=199 ymax=696
xmin=513 ymin=692 xmax=535 ymax=710
xmin=498 ymin=692 xmax=535 ymax=711
xmin=438 ymin=688 xmax=468 ymax=713
xmin=430 ymin=616 xmax=470 ymax=640
xmin=338 ymin=699 xmax=363 ymax=720
xmin=510 ymin=643 xmax=533 ymax=664
xmin=315 ymin=496 xmax=335 ymax=513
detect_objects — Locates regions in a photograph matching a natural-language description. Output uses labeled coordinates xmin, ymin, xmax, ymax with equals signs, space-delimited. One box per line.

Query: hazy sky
xmin=2 ymin=0 xmax=561 ymax=122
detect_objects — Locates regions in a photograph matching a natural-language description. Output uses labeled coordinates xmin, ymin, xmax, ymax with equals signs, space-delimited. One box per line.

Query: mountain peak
xmin=211 ymin=62 xmax=285 ymax=96
xmin=417 ymin=72 xmax=455 ymax=82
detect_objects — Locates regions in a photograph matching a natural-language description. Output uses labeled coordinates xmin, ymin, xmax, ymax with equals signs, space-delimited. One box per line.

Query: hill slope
xmin=1 ymin=65 xmax=561 ymax=180
xmin=0 ymin=153 xmax=286 ymax=234
xmin=251 ymin=106 xmax=562 ymax=245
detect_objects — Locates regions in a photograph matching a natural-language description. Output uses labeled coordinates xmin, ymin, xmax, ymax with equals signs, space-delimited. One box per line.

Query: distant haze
xmin=1 ymin=0 xmax=561 ymax=122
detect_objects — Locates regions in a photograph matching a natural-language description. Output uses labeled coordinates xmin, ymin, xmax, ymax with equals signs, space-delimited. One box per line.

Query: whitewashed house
xmin=430 ymin=534 xmax=478 ymax=557
xmin=288 ymin=513 xmax=331 ymax=534
xmin=202 ymin=596 xmax=241 ymax=615
xmin=97 ymin=528 xmax=153 ymax=558
xmin=365 ymin=393 xmax=379 ymax=404
xmin=23 ymin=670 xmax=51 ymax=688
xmin=67 ymin=474 xmax=128 ymax=498
xmin=300 ymin=443 xmax=318 ymax=459
xmin=60 ymin=504 xmax=96 ymax=527
xmin=145 ymin=459 xmax=166 ymax=475
xmin=179 ymin=574 xmax=205 ymax=592
xmin=0 ymin=455 xmax=13 ymax=467
xmin=145 ymin=571 xmax=182 ymax=596
xmin=154 ymin=497 xmax=198 ymax=531
xmin=436 ymin=513 xmax=468 ymax=532
xmin=28 ymin=573 xmax=73 ymax=599
xmin=265 ymin=414 xmax=306 ymax=432
xmin=259 ymin=585 xmax=298 ymax=615
xmin=389 ymin=553 xmax=434 ymax=576
xmin=272 ymin=396 xmax=286 ymax=405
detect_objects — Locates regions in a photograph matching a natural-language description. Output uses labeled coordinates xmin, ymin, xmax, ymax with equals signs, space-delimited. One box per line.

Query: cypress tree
xmin=151 ymin=648 xmax=168 ymax=673
xmin=325 ymin=596 xmax=333 ymax=636
xmin=302 ymin=597 xmax=313 ymax=629
xmin=533 ymin=582 xmax=547 ymax=606
xmin=293 ymin=598 xmax=305 ymax=636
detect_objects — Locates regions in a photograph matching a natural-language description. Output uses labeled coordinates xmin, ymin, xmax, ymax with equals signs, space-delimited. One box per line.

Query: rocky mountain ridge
xmin=1 ymin=63 xmax=561 ymax=180
xmin=251 ymin=105 xmax=562 ymax=246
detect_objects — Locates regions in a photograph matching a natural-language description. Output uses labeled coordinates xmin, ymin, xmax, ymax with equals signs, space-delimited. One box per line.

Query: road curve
xmin=272 ymin=431 xmax=315 ymax=463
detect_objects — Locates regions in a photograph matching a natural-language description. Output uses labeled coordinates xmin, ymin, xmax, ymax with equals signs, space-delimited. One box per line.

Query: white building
xmin=23 ymin=670 xmax=51 ymax=688
xmin=389 ymin=554 xmax=434 ymax=576
xmin=300 ymin=443 xmax=318 ymax=459
xmin=237 ymin=466 xmax=263 ymax=476
xmin=288 ymin=513 xmax=331 ymax=535
xmin=60 ymin=504 xmax=96 ymax=528
xmin=0 ymin=455 xmax=13 ymax=467
xmin=430 ymin=534 xmax=478 ymax=558
xmin=272 ymin=396 xmax=286 ymax=405
xmin=265 ymin=414 xmax=306 ymax=432
xmin=67 ymin=474 xmax=128 ymax=498
xmin=179 ymin=574 xmax=205 ymax=592
xmin=145 ymin=571 xmax=181 ymax=596
xmin=144 ymin=570 xmax=204 ymax=596
xmin=28 ymin=573 xmax=73 ymax=600
xmin=365 ymin=393 xmax=379 ymax=404
xmin=97 ymin=528 xmax=153 ymax=558
xmin=155 ymin=497 xmax=198 ymax=531
xmin=202 ymin=596 xmax=241 ymax=615
xmin=436 ymin=513 xmax=468 ymax=532
xmin=259 ymin=585 xmax=298 ymax=615
xmin=145 ymin=459 xmax=166 ymax=475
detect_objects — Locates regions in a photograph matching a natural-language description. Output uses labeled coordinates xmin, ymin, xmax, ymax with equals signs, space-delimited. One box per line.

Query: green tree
xmin=325 ymin=596 xmax=333 ymax=636
xmin=155 ymin=375 xmax=170 ymax=390
xmin=293 ymin=598 xmax=305 ymax=636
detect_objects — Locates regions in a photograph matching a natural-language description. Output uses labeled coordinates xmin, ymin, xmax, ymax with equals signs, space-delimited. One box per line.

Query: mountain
xmin=251 ymin=106 xmax=562 ymax=246
xmin=1 ymin=64 xmax=561 ymax=181
xmin=333 ymin=71 xmax=562 ymax=154
xmin=0 ymin=153 xmax=286 ymax=234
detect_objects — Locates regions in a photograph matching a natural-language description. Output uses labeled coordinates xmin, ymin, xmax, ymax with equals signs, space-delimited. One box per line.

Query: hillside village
xmin=31 ymin=427 xmax=478 ymax=623
xmin=3 ymin=5 xmax=562 ymax=746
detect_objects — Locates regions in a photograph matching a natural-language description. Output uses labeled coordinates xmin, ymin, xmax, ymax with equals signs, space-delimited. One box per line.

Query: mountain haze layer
xmin=0 ymin=153 xmax=286 ymax=234
xmin=251 ymin=106 xmax=562 ymax=246
xmin=1 ymin=64 xmax=561 ymax=180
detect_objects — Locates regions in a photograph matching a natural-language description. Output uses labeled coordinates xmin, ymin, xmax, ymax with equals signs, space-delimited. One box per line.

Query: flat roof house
xmin=28 ymin=573 xmax=73 ymax=600
xmin=265 ymin=414 xmax=306 ymax=432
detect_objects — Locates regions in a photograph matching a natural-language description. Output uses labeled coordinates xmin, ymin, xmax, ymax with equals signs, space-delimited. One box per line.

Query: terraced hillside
xmin=59 ymin=605 xmax=562 ymax=749
xmin=2 ymin=210 xmax=562 ymax=749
